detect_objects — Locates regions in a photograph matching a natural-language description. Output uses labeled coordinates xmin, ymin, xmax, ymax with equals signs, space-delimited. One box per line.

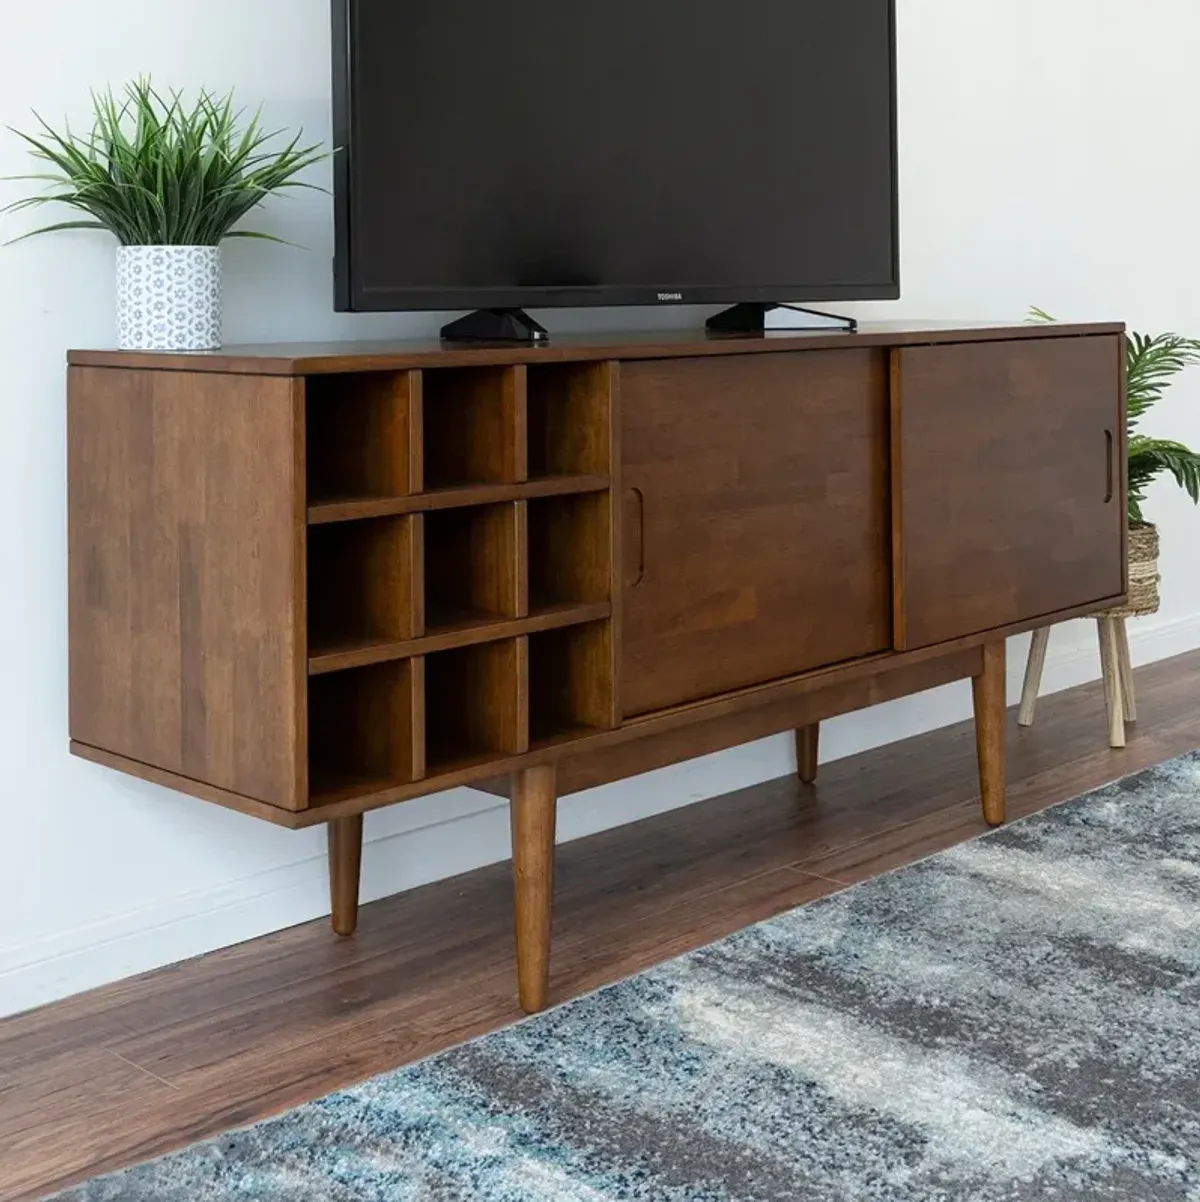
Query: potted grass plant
xmin=4 ymin=80 xmax=327 ymax=351
xmin=1111 ymin=329 xmax=1200 ymax=616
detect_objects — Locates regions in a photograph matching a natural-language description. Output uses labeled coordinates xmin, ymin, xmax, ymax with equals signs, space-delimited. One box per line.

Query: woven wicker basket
xmin=1098 ymin=522 xmax=1160 ymax=619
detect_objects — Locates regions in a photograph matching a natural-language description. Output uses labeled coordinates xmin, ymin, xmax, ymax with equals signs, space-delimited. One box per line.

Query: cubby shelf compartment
xmin=306 ymin=371 xmax=421 ymax=507
xmin=425 ymin=503 xmax=523 ymax=632
xmin=423 ymin=366 xmax=526 ymax=490
xmin=527 ymin=362 xmax=612 ymax=480
xmin=529 ymin=492 xmax=612 ymax=609
xmin=308 ymin=515 xmax=422 ymax=659
xmin=529 ymin=621 xmax=616 ymax=744
xmin=425 ymin=640 xmax=529 ymax=775
xmin=308 ymin=474 xmax=609 ymax=526
xmin=308 ymin=658 xmax=424 ymax=806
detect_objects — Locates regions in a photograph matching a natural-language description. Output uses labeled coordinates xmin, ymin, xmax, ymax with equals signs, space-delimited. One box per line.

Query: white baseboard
xmin=4 ymin=612 xmax=1198 ymax=1019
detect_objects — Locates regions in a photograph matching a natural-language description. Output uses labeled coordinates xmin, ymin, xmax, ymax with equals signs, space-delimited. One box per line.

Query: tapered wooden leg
xmin=1017 ymin=626 xmax=1051 ymax=728
xmin=795 ymin=724 xmax=820 ymax=785
xmin=511 ymin=764 xmax=558 ymax=1014
xmin=1115 ymin=617 xmax=1137 ymax=723
xmin=328 ymin=815 xmax=363 ymax=937
xmin=1098 ymin=617 xmax=1126 ymax=748
xmin=972 ymin=641 xmax=1007 ymax=828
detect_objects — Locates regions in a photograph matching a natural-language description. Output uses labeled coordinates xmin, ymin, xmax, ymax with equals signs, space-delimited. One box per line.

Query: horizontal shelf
xmin=419 ymin=746 xmax=520 ymax=782
xmin=309 ymin=770 xmax=413 ymax=810
xmin=308 ymin=474 xmax=610 ymax=525
xmin=308 ymin=601 xmax=612 ymax=675
xmin=529 ymin=726 xmax=608 ymax=753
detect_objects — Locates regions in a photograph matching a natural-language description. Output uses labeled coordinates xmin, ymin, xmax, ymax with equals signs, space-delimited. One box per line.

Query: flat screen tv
xmin=332 ymin=0 xmax=898 ymax=330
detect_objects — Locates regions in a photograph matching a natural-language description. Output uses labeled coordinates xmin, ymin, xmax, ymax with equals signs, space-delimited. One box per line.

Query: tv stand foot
xmin=706 ymin=303 xmax=857 ymax=335
xmin=511 ymin=763 xmax=558 ymax=1013
xmin=795 ymin=724 xmax=820 ymax=785
xmin=441 ymin=308 xmax=549 ymax=343
xmin=328 ymin=815 xmax=363 ymax=936
xmin=972 ymin=642 xmax=1007 ymax=828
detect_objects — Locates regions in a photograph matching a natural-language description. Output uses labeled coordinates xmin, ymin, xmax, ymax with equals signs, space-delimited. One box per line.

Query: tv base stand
xmin=440 ymin=307 xmax=549 ymax=343
xmin=66 ymin=320 xmax=1127 ymax=1015
xmin=706 ymin=301 xmax=858 ymax=334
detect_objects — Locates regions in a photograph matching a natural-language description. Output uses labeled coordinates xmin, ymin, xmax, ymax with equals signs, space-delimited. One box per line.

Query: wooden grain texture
xmin=72 ymin=596 xmax=1108 ymax=831
xmin=528 ymin=491 xmax=611 ymax=608
xmin=328 ymin=815 xmax=364 ymax=936
xmin=972 ymin=641 xmax=1007 ymax=827
xmin=308 ymin=659 xmax=423 ymax=801
xmin=425 ymin=503 xmax=523 ymax=627
xmin=307 ymin=515 xmax=423 ymax=655
xmin=532 ymin=648 xmax=979 ymax=797
xmin=529 ymin=620 xmax=616 ymax=741
xmin=511 ymin=764 xmax=558 ymax=1013
xmin=527 ymin=361 xmax=611 ymax=477
xmin=606 ymin=362 xmax=624 ymax=726
xmin=66 ymin=321 xmax=1126 ymax=376
xmin=71 ymin=332 xmax=1126 ymax=834
xmin=795 ymin=724 xmax=820 ymax=784
xmin=68 ymin=366 xmax=304 ymax=809
xmin=10 ymin=649 xmax=1197 ymax=1202
xmin=308 ymin=601 xmax=612 ymax=676
xmin=893 ymin=336 xmax=1125 ymax=649
xmin=620 ymin=350 xmax=891 ymax=715
xmin=422 ymin=366 xmax=526 ymax=488
xmin=305 ymin=371 xmax=419 ymax=504
xmin=426 ymin=640 xmax=528 ymax=772
xmin=308 ymin=474 xmax=609 ymax=525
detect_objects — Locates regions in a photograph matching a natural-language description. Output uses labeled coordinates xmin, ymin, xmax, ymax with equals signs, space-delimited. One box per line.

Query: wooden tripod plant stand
xmin=1019 ymin=617 xmax=1136 ymax=748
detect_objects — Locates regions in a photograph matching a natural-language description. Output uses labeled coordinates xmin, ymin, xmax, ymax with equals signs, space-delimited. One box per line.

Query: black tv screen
xmin=332 ymin=0 xmax=898 ymax=313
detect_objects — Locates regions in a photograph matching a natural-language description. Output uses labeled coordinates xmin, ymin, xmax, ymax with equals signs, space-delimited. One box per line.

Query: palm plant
xmin=1032 ymin=309 xmax=1200 ymax=523
xmin=4 ymin=79 xmax=327 ymax=245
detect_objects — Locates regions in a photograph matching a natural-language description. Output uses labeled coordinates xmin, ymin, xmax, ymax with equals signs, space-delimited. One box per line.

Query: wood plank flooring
xmin=4 ymin=649 xmax=1200 ymax=1200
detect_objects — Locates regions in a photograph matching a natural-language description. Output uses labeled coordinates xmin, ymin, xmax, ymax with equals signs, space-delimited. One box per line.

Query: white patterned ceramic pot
xmin=115 ymin=245 xmax=222 ymax=351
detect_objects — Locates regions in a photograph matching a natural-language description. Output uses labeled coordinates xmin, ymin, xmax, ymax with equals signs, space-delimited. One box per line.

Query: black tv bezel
xmin=331 ymin=0 xmax=900 ymax=315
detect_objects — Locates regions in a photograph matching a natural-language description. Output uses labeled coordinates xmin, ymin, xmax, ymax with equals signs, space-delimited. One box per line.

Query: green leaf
xmin=4 ymin=78 xmax=331 ymax=246
xmin=3 ymin=219 xmax=108 ymax=245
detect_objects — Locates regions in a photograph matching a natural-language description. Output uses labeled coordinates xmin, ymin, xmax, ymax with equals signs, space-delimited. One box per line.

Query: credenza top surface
xmin=67 ymin=320 xmax=1124 ymax=377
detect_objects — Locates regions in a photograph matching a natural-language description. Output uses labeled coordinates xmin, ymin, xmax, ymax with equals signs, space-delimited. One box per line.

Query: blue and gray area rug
xmin=51 ymin=753 xmax=1200 ymax=1200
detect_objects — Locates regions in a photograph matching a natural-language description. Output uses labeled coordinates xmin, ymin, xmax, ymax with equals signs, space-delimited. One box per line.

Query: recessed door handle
xmin=623 ymin=488 xmax=645 ymax=587
xmin=1104 ymin=429 xmax=1114 ymax=504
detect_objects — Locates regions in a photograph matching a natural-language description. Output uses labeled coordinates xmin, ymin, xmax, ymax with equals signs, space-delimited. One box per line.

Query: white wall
xmin=3 ymin=0 xmax=1199 ymax=1018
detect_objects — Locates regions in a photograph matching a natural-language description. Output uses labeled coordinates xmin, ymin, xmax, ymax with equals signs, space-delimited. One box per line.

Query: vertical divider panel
xmin=409 ymin=655 xmax=427 ymax=781
xmin=514 ymin=636 xmax=531 ymax=755
xmin=515 ymin=500 xmax=530 ymax=619
xmin=408 ymin=511 xmax=426 ymax=638
xmin=506 ymin=365 xmax=529 ymax=483
xmin=407 ymin=370 xmax=425 ymax=494
xmin=605 ymin=361 xmax=622 ymax=726
xmin=476 ymin=503 xmax=524 ymax=619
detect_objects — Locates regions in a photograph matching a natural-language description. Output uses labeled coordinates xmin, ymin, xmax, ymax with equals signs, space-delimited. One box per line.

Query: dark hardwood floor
xmin=5 ymin=650 xmax=1200 ymax=1201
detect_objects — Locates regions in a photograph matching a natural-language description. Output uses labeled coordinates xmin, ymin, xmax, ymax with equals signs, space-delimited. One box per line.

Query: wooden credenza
xmin=67 ymin=322 xmax=1127 ymax=1012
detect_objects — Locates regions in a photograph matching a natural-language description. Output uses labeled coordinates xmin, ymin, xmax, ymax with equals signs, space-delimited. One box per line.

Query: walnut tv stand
xmin=67 ymin=321 xmax=1127 ymax=1014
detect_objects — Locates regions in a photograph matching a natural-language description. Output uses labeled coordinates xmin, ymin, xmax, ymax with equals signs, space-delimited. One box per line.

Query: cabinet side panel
xmin=68 ymin=366 xmax=302 ymax=808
